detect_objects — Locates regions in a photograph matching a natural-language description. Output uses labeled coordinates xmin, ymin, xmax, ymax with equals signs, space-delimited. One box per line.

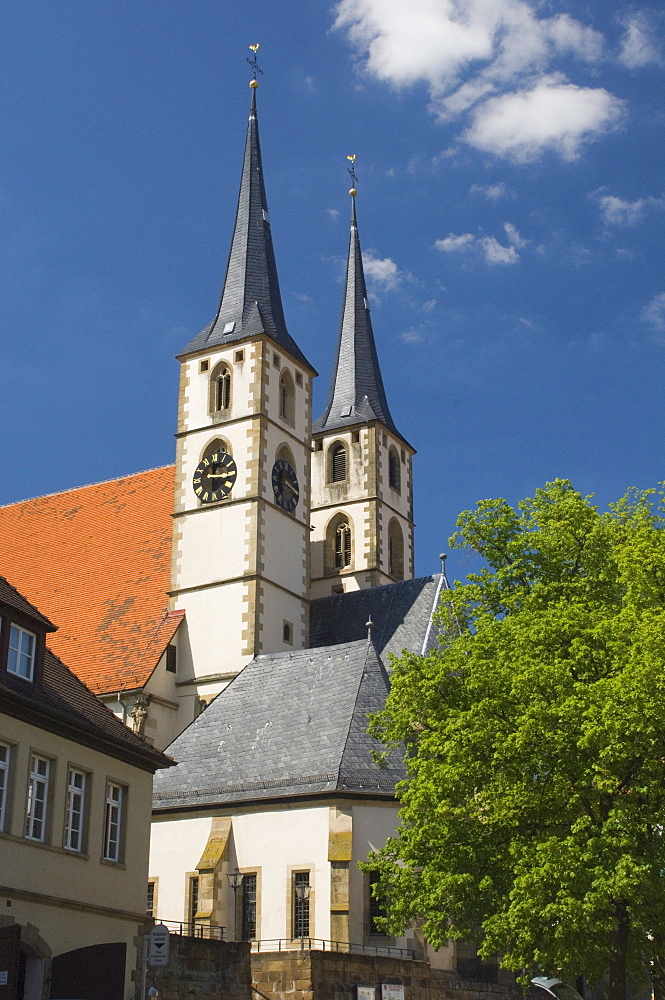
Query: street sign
xmin=148 ymin=924 xmax=170 ymax=966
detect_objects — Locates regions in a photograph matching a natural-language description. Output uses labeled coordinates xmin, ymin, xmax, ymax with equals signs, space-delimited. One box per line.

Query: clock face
xmin=193 ymin=451 xmax=238 ymax=504
xmin=272 ymin=459 xmax=299 ymax=512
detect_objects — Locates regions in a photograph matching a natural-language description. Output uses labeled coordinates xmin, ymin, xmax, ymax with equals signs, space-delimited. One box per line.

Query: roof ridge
xmin=0 ymin=464 xmax=174 ymax=508
xmin=336 ymin=639 xmax=388 ymax=787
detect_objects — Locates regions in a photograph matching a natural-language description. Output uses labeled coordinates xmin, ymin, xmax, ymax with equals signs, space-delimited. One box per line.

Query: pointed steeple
xmin=180 ymin=80 xmax=313 ymax=371
xmin=313 ymin=185 xmax=406 ymax=443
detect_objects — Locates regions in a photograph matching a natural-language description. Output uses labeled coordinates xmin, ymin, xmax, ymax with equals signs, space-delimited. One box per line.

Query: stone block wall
xmin=148 ymin=934 xmax=251 ymax=1000
xmin=251 ymin=950 xmax=529 ymax=1000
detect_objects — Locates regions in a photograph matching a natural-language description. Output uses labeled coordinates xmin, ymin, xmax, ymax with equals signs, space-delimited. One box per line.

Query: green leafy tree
xmin=368 ymin=480 xmax=665 ymax=1000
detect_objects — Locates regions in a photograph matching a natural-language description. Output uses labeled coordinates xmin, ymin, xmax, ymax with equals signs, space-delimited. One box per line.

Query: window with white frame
xmin=0 ymin=743 xmax=10 ymax=832
xmin=64 ymin=768 xmax=86 ymax=852
xmin=25 ymin=754 xmax=50 ymax=842
xmin=103 ymin=781 xmax=124 ymax=862
xmin=8 ymin=624 xmax=36 ymax=681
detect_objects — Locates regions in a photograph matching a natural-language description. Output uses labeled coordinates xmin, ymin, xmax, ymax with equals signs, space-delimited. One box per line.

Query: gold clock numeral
xmin=225 ymin=481 xmax=232 ymax=488
xmin=193 ymin=477 xmax=201 ymax=484
xmin=195 ymin=486 xmax=203 ymax=495
xmin=202 ymin=492 xmax=209 ymax=501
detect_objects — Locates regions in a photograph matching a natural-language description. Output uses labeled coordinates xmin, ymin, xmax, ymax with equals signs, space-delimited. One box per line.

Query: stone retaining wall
xmin=148 ymin=934 xmax=251 ymax=1000
xmin=251 ymin=950 xmax=528 ymax=1000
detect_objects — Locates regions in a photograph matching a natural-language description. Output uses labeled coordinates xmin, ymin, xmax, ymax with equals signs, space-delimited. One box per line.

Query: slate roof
xmin=152 ymin=638 xmax=405 ymax=810
xmin=313 ymin=195 xmax=409 ymax=447
xmin=180 ymin=88 xmax=315 ymax=374
xmin=2 ymin=644 xmax=172 ymax=773
xmin=310 ymin=574 xmax=445 ymax=664
xmin=0 ymin=466 xmax=180 ymax=694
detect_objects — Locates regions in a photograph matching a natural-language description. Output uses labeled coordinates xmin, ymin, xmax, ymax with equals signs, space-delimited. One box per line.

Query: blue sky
xmin=1 ymin=0 xmax=663 ymax=581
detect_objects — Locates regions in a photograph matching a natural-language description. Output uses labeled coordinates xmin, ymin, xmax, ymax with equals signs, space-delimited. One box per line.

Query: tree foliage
xmin=368 ymin=480 xmax=665 ymax=997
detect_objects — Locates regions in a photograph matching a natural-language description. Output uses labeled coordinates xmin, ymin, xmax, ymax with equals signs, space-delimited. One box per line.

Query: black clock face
xmin=272 ymin=459 xmax=299 ymax=512
xmin=193 ymin=451 xmax=238 ymax=504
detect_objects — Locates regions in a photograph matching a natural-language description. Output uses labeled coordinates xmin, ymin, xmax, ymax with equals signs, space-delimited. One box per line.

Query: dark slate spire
xmin=179 ymin=84 xmax=314 ymax=372
xmin=313 ymin=190 xmax=406 ymax=443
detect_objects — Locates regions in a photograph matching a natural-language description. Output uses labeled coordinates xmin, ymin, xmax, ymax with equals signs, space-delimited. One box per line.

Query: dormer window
xmin=8 ymin=624 xmax=36 ymax=681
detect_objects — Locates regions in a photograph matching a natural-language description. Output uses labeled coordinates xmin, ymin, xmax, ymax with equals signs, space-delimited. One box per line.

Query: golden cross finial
xmin=247 ymin=44 xmax=263 ymax=82
xmin=347 ymin=154 xmax=358 ymax=194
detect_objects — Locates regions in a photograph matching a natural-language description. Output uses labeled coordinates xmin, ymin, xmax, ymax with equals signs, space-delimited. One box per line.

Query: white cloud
xmin=435 ymin=228 xmax=522 ymax=264
xmin=333 ymin=0 xmax=615 ymax=161
xmin=479 ymin=236 xmax=519 ymax=264
xmin=293 ymin=292 xmax=313 ymax=302
xmin=422 ymin=298 xmax=437 ymax=311
xmin=469 ymin=182 xmax=511 ymax=200
xmin=363 ymin=249 xmax=403 ymax=290
xmin=596 ymin=193 xmax=664 ymax=226
xmin=462 ymin=77 xmax=625 ymax=162
xmin=401 ymin=326 xmax=424 ymax=343
xmin=435 ymin=233 xmax=475 ymax=252
xmin=642 ymin=292 xmax=665 ymax=332
xmin=618 ymin=13 xmax=663 ymax=69
xmin=504 ymin=222 xmax=526 ymax=247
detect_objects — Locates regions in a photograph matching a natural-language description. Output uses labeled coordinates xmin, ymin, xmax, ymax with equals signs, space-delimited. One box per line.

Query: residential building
xmin=0 ymin=576 xmax=172 ymax=1000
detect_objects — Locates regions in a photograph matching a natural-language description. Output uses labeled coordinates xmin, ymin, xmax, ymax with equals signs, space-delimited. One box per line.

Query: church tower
xmin=310 ymin=179 xmax=415 ymax=598
xmin=169 ymin=71 xmax=316 ymax=703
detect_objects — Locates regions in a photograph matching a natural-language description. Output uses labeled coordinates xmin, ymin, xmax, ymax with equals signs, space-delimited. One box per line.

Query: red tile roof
xmin=0 ymin=466 xmax=179 ymax=694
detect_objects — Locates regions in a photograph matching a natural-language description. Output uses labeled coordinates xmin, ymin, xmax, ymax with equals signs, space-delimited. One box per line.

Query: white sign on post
xmin=148 ymin=924 xmax=170 ymax=966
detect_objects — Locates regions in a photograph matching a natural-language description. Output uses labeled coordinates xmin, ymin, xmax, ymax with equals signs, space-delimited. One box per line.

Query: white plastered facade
xmin=310 ymin=424 xmax=414 ymax=599
xmin=170 ymin=336 xmax=311 ymax=702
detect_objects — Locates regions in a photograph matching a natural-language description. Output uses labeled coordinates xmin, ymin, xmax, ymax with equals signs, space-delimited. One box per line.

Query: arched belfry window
xmin=279 ymin=370 xmax=295 ymax=426
xmin=325 ymin=513 xmax=353 ymax=575
xmin=388 ymin=447 xmax=401 ymax=493
xmin=202 ymin=438 xmax=230 ymax=463
xmin=209 ymin=361 xmax=232 ymax=415
xmin=388 ymin=519 xmax=404 ymax=580
xmin=329 ymin=443 xmax=347 ymax=483
xmin=335 ymin=521 xmax=352 ymax=569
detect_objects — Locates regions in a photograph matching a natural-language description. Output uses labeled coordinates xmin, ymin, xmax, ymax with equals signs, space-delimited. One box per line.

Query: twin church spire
xmin=181 ymin=63 xmax=403 ymax=450
xmin=313 ymin=179 xmax=404 ymax=443
xmin=180 ymin=80 xmax=312 ymax=371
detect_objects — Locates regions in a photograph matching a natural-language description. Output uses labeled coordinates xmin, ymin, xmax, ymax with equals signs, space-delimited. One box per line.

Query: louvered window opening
xmin=189 ymin=876 xmax=199 ymax=925
xmin=242 ymin=873 xmax=257 ymax=940
xmin=335 ymin=523 xmax=351 ymax=568
xmin=388 ymin=450 xmax=401 ymax=492
xmin=216 ymin=371 xmax=231 ymax=411
xmin=293 ymin=871 xmax=310 ymax=938
xmin=331 ymin=445 xmax=346 ymax=482
xmin=369 ymin=870 xmax=388 ymax=936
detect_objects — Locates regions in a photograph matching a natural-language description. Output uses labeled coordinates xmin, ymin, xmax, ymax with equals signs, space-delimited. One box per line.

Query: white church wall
xmin=230 ymin=803 xmax=331 ymax=941
xmin=173 ymin=580 xmax=253 ymax=686
xmin=149 ymin=813 xmax=213 ymax=922
xmin=149 ymin=803 xmax=332 ymax=942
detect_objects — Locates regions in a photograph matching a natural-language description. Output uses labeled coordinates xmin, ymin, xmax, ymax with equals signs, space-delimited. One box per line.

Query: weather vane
xmin=247 ymin=44 xmax=263 ymax=82
xmin=347 ymin=154 xmax=358 ymax=194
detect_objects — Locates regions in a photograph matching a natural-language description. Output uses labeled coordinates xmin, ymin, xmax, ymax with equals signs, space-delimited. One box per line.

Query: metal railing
xmin=156 ymin=918 xmax=225 ymax=940
xmin=146 ymin=923 xmax=415 ymax=960
xmin=251 ymin=938 xmax=415 ymax=959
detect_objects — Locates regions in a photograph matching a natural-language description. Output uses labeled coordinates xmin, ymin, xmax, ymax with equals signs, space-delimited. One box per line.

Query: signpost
xmin=141 ymin=924 xmax=170 ymax=1000
xmin=148 ymin=924 xmax=170 ymax=966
